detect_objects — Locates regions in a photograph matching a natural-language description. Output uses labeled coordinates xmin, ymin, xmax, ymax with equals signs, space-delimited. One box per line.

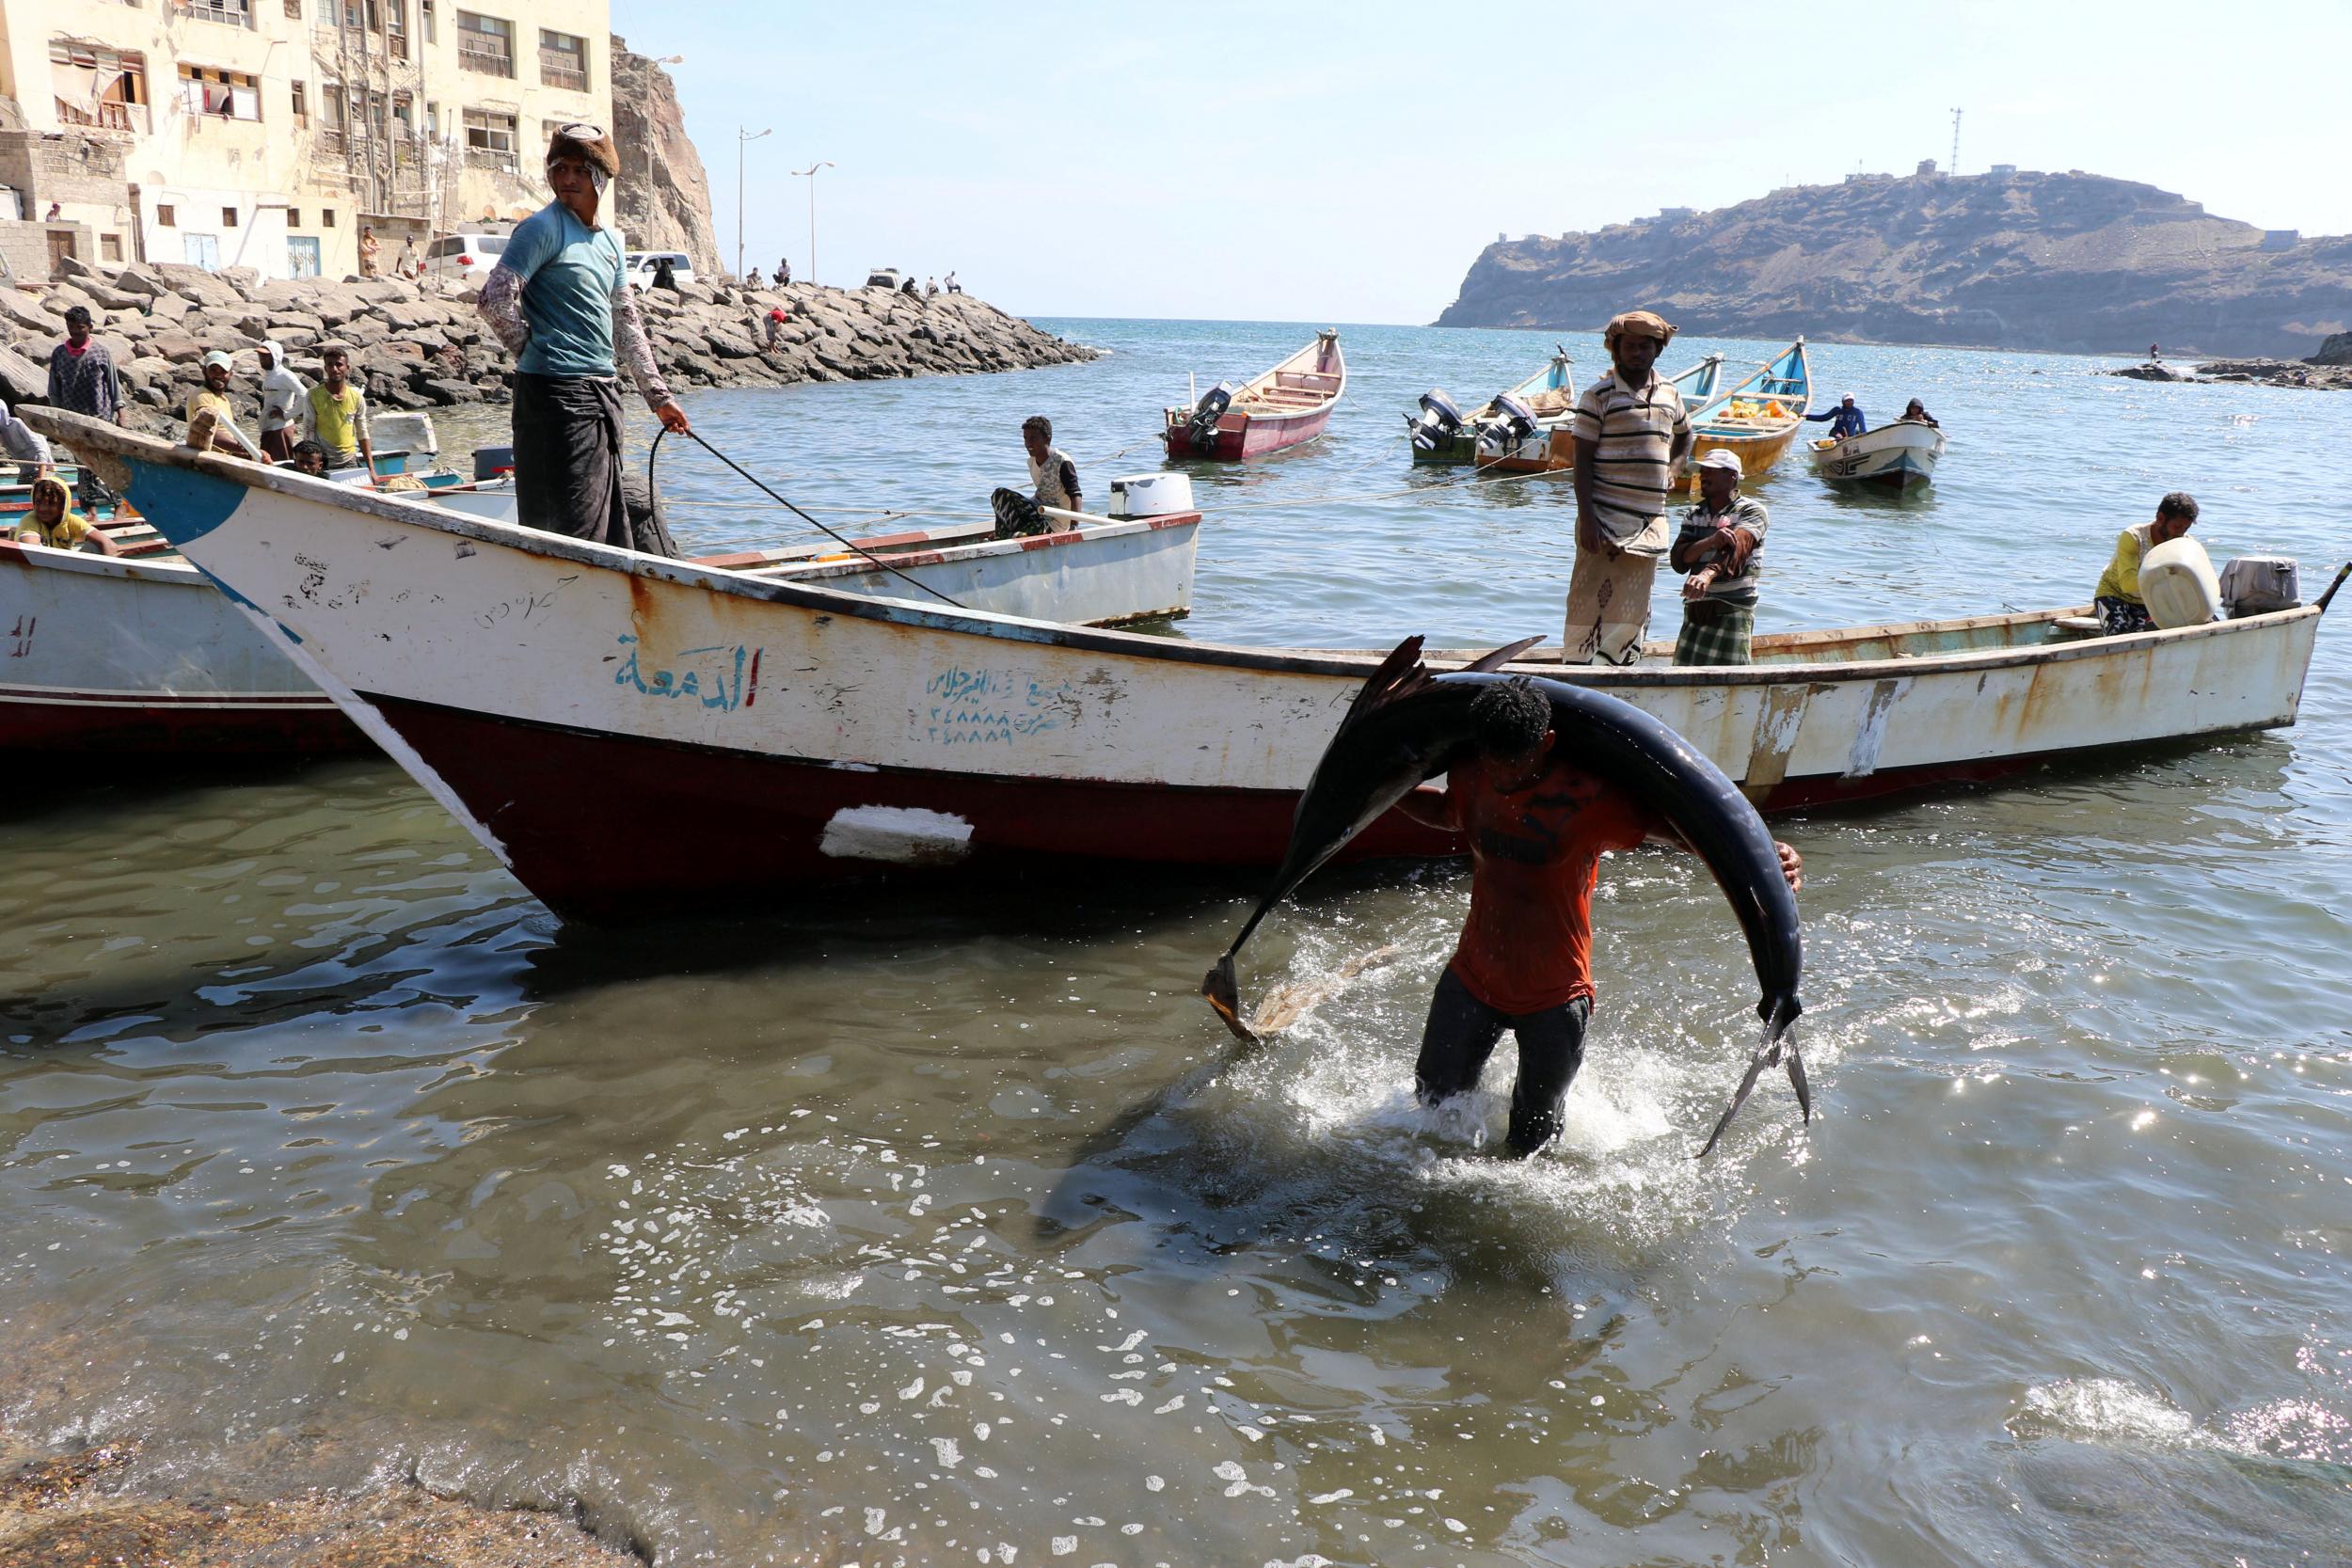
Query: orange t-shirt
xmin=1445 ymin=758 xmax=1658 ymax=1016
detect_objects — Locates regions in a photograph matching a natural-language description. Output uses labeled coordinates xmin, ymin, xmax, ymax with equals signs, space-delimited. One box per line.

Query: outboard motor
xmin=1475 ymin=391 xmax=1539 ymax=458
xmin=1185 ymin=382 xmax=1233 ymax=449
xmin=1406 ymin=388 xmax=1464 ymax=452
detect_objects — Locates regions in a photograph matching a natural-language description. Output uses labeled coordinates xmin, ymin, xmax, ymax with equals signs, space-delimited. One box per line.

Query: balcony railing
xmin=458 ymin=38 xmax=513 ymax=76
xmin=57 ymin=97 xmax=150 ymax=135
xmin=464 ymin=144 xmax=516 ymax=171
xmin=386 ymin=30 xmax=408 ymax=60
xmin=538 ymin=51 xmax=586 ymax=91
xmin=184 ymin=0 xmax=256 ymax=27
xmin=315 ymin=125 xmax=347 ymax=153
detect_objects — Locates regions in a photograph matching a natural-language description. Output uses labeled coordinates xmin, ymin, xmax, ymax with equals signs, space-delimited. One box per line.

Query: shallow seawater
xmin=5 ymin=322 xmax=2351 ymax=1565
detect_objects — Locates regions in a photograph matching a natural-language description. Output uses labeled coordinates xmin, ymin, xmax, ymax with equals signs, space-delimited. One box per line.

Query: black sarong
xmin=512 ymin=372 xmax=678 ymax=557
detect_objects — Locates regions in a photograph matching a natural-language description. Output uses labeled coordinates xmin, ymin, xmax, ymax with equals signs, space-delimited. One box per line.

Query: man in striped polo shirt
xmin=1565 ymin=310 xmax=1694 ymax=664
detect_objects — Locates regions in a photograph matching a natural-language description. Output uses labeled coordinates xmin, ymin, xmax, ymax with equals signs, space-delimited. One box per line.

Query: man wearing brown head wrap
xmin=1562 ymin=309 xmax=1693 ymax=664
xmin=477 ymin=122 xmax=689 ymax=556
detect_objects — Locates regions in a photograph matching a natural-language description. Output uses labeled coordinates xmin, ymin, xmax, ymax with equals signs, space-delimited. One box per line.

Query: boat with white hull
xmin=1807 ymin=420 xmax=1947 ymax=490
xmin=32 ymin=411 xmax=2339 ymax=921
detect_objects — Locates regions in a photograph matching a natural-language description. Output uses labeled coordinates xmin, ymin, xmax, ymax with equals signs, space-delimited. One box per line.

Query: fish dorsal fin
xmin=1460 ymin=635 xmax=1541 ymax=673
xmin=1337 ymin=636 xmax=1435 ymax=736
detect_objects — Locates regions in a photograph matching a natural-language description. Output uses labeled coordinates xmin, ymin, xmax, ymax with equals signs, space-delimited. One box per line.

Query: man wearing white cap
xmin=1565 ymin=309 xmax=1694 ymax=664
xmin=1669 ymin=449 xmax=1770 ymax=665
xmin=256 ymin=341 xmax=308 ymax=463
xmin=183 ymin=350 xmax=267 ymax=461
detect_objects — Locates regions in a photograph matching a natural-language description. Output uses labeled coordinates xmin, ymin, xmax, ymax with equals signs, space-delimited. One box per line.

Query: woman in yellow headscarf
xmin=10 ymin=474 xmax=120 ymax=555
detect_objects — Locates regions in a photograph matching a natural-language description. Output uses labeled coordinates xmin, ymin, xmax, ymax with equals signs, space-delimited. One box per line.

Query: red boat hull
xmin=0 ymin=685 xmax=364 ymax=755
xmin=1163 ymin=404 xmax=1335 ymax=461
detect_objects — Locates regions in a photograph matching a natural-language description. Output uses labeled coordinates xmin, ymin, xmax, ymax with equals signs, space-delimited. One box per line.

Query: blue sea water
xmin=2 ymin=318 xmax=2349 ymax=1565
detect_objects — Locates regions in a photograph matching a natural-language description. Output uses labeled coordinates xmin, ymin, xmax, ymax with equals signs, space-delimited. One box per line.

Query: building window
xmin=463 ymin=106 xmax=517 ymax=164
xmin=101 ymin=233 xmax=124 ymax=262
xmin=323 ymin=209 xmax=337 ymax=227
xmin=285 ymin=0 xmax=301 ymax=17
xmin=49 ymin=41 xmax=149 ymax=134
xmin=180 ymin=64 xmax=262 ymax=121
xmin=185 ymin=0 xmax=255 ymax=27
xmin=291 ymin=81 xmax=308 ymax=121
xmin=157 ymin=204 xmax=177 ymax=227
xmin=222 ymin=206 xmax=239 ymax=226
xmin=538 ymin=29 xmax=587 ymax=91
xmin=288 ymin=208 xmax=301 ymax=226
xmin=421 ymin=0 xmax=437 ymax=43
xmin=455 ymin=11 xmax=514 ymax=76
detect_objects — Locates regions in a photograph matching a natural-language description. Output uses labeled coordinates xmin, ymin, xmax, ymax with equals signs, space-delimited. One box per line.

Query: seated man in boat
xmin=1394 ymin=677 xmax=1801 ymax=1157
xmin=10 ymin=474 xmax=120 ymax=556
xmin=1804 ymin=394 xmax=1867 ymax=440
xmin=1899 ymin=399 xmax=1938 ymax=428
xmin=1566 ymin=310 xmax=1693 ymax=665
xmin=1669 ymin=449 xmax=1769 ymax=666
xmin=2091 ymin=492 xmax=2199 ymax=635
xmin=991 ymin=416 xmax=1081 ymax=538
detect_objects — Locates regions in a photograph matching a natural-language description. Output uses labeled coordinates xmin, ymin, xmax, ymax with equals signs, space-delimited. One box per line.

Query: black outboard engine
xmin=1476 ymin=391 xmax=1538 ymax=458
xmin=1185 ymin=382 xmax=1233 ymax=449
xmin=1406 ymin=388 xmax=1464 ymax=452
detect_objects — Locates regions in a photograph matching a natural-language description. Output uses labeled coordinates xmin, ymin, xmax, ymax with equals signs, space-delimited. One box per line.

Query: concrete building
xmin=0 ymin=0 xmax=609 ymax=282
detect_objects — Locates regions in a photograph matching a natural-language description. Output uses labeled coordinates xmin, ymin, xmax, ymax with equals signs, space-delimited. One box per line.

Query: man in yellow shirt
xmin=183 ymin=350 xmax=266 ymax=460
xmin=2092 ymin=491 xmax=2198 ymax=635
xmin=10 ymin=475 xmax=120 ymax=554
xmin=302 ymin=343 xmax=375 ymax=477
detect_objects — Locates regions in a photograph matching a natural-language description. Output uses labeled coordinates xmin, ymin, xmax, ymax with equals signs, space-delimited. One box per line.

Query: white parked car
xmin=626 ymin=251 xmax=696 ymax=291
xmin=863 ymin=267 xmax=902 ymax=290
xmin=425 ymin=231 xmax=509 ymax=288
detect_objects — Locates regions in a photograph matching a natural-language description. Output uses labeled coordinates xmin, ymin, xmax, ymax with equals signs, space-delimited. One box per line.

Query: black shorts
xmin=1414 ymin=967 xmax=1591 ymax=1157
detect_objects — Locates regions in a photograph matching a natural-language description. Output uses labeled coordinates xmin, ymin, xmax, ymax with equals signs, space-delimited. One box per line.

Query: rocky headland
xmin=0 ymin=258 xmax=1097 ymax=443
xmin=1439 ymin=169 xmax=2352 ymax=358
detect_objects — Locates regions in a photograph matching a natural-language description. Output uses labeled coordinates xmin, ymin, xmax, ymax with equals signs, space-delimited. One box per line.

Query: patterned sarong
xmin=1673 ymin=599 xmax=1756 ymax=666
xmin=1562 ymin=546 xmax=1658 ymax=665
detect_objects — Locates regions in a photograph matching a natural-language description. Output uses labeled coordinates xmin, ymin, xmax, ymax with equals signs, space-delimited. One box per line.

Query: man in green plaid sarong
xmin=1670 ymin=448 xmax=1770 ymax=666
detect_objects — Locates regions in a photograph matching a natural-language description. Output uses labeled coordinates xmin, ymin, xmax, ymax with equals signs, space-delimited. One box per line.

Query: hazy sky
xmin=610 ymin=1 xmax=2349 ymax=324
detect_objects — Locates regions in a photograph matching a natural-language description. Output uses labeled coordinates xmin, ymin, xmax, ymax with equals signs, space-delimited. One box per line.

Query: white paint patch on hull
xmin=819 ymin=805 xmax=976 ymax=865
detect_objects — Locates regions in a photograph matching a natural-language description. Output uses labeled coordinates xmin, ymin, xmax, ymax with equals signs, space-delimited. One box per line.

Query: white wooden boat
xmin=31 ymin=410 xmax=2342 ymax=920
xmin=1807 ymin=420 xmax=1947 ymax=490
xmin=3 ymin=455 xmax=1198 ymax=754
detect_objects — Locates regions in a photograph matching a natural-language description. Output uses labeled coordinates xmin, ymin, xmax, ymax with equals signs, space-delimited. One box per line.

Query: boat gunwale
xmin=22 ymin=408 xmax=2329 ymax=693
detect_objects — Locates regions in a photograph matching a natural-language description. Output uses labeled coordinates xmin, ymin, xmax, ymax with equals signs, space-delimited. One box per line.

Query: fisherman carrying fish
xmin=1669 ymin=449 xmax=1769 ymax=666
xmin=1391 ymin=676 xmax=1802 ymax=1156
xmin=477 ymin=122 xmax=691 ymax=555
xmin=1566 ymin=310 xmax=1693 ymax=665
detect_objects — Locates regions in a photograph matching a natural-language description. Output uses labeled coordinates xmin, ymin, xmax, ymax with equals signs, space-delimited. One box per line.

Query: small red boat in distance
xmin=1164 ymin=330 xmax=1345 ymax=460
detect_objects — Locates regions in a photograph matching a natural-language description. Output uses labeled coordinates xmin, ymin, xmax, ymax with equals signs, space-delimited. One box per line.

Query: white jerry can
xmin=2139 ymin=535 xmax=2222 ymax=629
xmin=1107 ymin=471 xmax=1196 ymax=519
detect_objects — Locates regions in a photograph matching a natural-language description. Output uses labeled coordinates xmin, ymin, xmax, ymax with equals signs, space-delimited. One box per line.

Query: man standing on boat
xmin=1394 ymin=676 xmax=1803 ymax=1156
xmin=477 ymin=122 xmax=690 ymax=554
xmin=1669 ymin=450 xmax=1769 ymax=666
xmin=256 ymin=341 xmax=307 ymax=463
xmin=1804 ymin=394 xmax=1867 ymax=440
xmin=1565 ymin=310 xmax=1693 ymax=665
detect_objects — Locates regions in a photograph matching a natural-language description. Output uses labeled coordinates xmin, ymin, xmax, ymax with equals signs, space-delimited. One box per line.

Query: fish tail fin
xmin=1335 ymin=637 xmax=1434 ymax=739
xmin=1200 ymin=956 xmax=1260 ymax=1046
xmin=1787 ymin=1041 xmax=1812 ymax=1123
xmin=1695 ymin=1037 xmax=1781 ymax=1159
xmin=1460 ymin=635 xmax=1542 ymax=673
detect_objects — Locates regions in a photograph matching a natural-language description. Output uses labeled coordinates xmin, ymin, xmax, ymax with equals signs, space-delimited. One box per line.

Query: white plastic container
xmin=1107 ymin=471 xmax=1195 ymax=520
xmin=2217 ymin=555 xmax=2299 ymax=615
xmin=2139 ymin=535 xmax=2221 ymax=629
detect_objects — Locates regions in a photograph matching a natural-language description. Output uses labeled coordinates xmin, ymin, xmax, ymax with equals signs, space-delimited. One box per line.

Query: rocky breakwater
xmin=0 ymin=256 xmax=1097 ymax=443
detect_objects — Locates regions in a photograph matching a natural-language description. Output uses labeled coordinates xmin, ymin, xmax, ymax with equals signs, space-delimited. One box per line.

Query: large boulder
xmin=419 ymin=377 xmax=485 ymax=404
xmin=0 ymin=289 xmax=53 ymax=334
xmin=146 ymin=292 xmax=193 ymax=324
xmin=0 ymin=343 xmax=46 ymax=404
xmin=151 ymin=262 xmax=244 ymax=309
xmin=113 ymin=262 xmax=169 ymax=297
xmin=2309 ymin=332 xmax=2352 ymax=368
xmin=146 ymin=328 xmax=206 ymax=363
xmin=379 ymin=300 xmax=448 ymax=333
xmin=310 ymin=286 xmax=371 ymax=328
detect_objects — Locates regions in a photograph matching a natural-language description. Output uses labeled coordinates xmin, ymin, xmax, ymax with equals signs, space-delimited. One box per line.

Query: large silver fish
xmin=1201 ymin=636 xmax=1807 ymax=1156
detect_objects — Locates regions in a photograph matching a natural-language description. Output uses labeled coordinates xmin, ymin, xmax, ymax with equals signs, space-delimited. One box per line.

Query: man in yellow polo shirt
xmin=2092 ymin=492 xmax=2199 ymax=635
xmin=302 ymin=343 xmax=375 ymax=478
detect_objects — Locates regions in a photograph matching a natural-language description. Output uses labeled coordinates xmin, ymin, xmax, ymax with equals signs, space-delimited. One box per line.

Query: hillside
xmin=1438 ymin=170 xmax=2352 ymax=357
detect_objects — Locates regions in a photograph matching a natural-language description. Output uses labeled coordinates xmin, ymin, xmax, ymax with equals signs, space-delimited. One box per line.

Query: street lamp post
xmin=792 ymin=160 xmax=834 ymax=286
xmin=736 ymin=125 xmax=771 ymax=282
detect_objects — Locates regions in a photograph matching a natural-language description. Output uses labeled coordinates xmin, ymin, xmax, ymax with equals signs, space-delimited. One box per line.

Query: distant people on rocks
xmin=900 ymin=276 xmax=919 ymax=298
xmin=1669 ymin=450 xmax=1768 ymax=666
xmin=257 ymin=340 xmax=307 ymax=462
xmin=14 ymin=475 xmax=119 ymax=555
xmin=396 ymin=236 xmax=418 ymax=278
xmin=990 ymin=414 xmax=1081 ymax=537
xmin=47 ymin=305 xmax=123 ymax=511
xmin=1565 ymin=309 xmax=1692 ymax=666
xmin=289 ymin=440 xmax=329 ymax=478
xmin=765 ymin=304 xmax=788 ymax=349
xmin=1804 ymin=393 xmax=1867 ymax=440
xmin=0 ymin=398 xmax=53 ymax=482
xmin=925 ymin=277 xmax=940 ymax=299
xmin=2149 ymin=342 xmax=2161 ymax=362
xmin=2091 ymin=491 xmax=2199 ymax=636
xmin=184 ymin=350 xmax=268 ymax=461
xmin=777 ymin=257 xmax=791 ymax=285
xmin=945 ymin=272 xmax=960 ymax=294
xmin=1899 ymin=398 xmax=1937 ymax=427
xmin=304 ymin=344 xmax=375 ymax=477
xmin=476 ymin=121 xmax=689 ymax=555
xmin=359 ymin=226 xmax=381 ymax=278
xmin=652 ymin=255 xmax=679 ymax=293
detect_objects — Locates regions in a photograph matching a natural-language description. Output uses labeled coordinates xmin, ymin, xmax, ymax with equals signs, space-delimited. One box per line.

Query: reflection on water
xmin=6 ymin=324 xmax=2352 ymax=1565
